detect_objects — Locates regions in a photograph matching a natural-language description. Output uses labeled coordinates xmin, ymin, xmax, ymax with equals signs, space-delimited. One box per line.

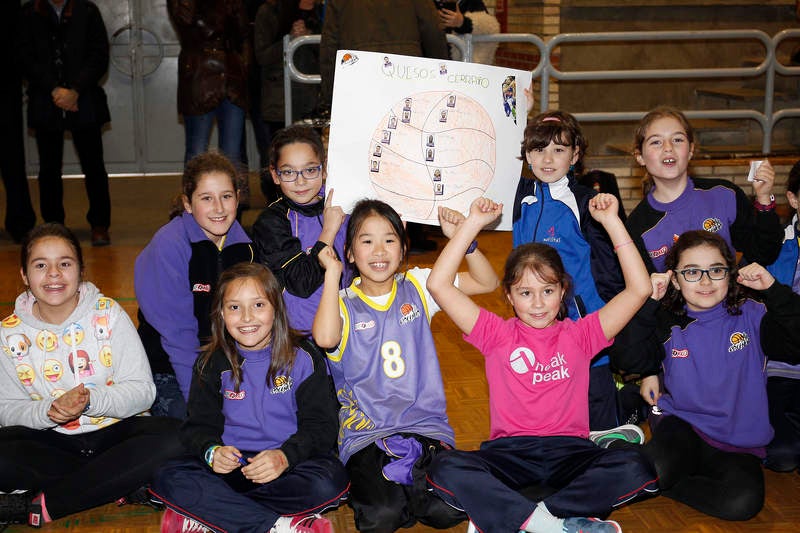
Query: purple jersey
xmin=641 ymin=179 xmax=736 ymax=272
xmin=660 ymin=300 xmax=772 ymax=449
xmin=328 ymin=271 xmax=454 ymax=464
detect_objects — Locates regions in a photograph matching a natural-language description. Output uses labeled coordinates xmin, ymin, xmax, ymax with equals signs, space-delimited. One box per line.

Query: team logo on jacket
xmin=728 ymin=331 xmax=750 ymax=352
xmin=271 ymin=375 xmax=293 ymax=394
xmin=192 ymin=283 xmax=211 ymax=293
xmin=224 ymin=389 xmax=246 ymax=400
xmin=702 ymin=218 xmax=723 ymax=233
xmin=543 ymin=225 xmax=560 ymax=244
xmin=671 ymin=348 xmax=689 ymax=358
xmin=398 ymin=302 xmax=421 ymax=325
xmin=648 ymin=245 xmax=669 ymax=259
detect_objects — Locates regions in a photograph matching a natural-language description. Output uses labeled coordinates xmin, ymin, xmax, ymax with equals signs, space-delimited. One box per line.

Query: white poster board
xmin=326 ymin=51 xmax=531 ymax=231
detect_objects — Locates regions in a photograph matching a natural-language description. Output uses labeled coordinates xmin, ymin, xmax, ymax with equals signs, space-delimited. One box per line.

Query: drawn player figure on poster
xmin=439 ymin=110 xmax=448 ymax=122
xmin=447 ymin=95 xmax=456 ymax=107
xmin=388 ymin=116 xmax=397 ymax=129
xmin=402 ymin=110 xmax=411 ymax=123
xmin=502 ymin=75 xmax=517 ymax=124
xmin=381 ymin=130 xmax=391 ymax=144
xmin=363 ymin=90 xmax=497 ymax=220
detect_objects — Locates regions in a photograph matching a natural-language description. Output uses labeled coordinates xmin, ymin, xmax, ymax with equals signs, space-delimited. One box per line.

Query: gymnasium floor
xmin=2 ymin=174 xmax=799 ymax=532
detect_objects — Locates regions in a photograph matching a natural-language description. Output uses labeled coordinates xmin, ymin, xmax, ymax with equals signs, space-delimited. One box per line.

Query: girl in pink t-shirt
xmin=426 ymin=196 xmax=657 ymax=533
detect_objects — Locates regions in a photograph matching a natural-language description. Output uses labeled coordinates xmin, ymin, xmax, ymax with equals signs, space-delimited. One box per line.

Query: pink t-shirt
xmin=464 ymin=308 xmax=611 ymax=440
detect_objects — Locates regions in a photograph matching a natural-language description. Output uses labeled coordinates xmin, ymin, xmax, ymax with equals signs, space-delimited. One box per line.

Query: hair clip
xmin=541 ymin=116 xmax=561 ymax=123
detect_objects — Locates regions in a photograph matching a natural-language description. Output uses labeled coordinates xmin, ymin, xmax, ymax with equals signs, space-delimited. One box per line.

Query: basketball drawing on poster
xmin=326 ymin=51 xmax=531 ymax=230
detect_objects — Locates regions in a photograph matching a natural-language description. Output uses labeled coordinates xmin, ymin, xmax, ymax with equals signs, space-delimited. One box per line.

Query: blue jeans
xmin=151 ymin=373 xmax=188 ymax=420
xmin=183 ymin=97 xmax=245 ymax=167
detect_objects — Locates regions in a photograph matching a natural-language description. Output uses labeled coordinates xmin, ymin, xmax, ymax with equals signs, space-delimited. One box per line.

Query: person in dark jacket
xmin=254 ymin=0 xmax=324 ymax=202
xmin=611 ymin=231 xmax=800 ymax=521
xmin=167 ymin=0 xmax=251 ymax=203
xmin=0 ymin=0 xmax=36 ymax=243
xmin=18 ymin=0 xmax=112 ymax=246
xmin=151 ymin=263 xmax=347 ymax=533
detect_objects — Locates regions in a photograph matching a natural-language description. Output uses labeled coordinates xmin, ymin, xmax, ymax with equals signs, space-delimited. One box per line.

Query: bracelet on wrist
xmin=465 ymin=240 xmax=478 ymax=255
xmin=204 ymin=445 xmax=221 ymax=468
xmin=613 ymin=240 xmax=634 ymax=252
xmin=754 ymin=194 xmax=776 ymax=212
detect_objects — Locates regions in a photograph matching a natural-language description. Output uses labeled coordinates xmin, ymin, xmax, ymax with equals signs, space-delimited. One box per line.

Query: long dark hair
xmin=662 ymin=231 xmax=743 ymax=316
xmin=197 ymin=263 xmax=303 ymax=390
xmin=502 ymin=242 xmax=572 ymax=321
xmin=345 ymin=199 xmax=409 ymax=279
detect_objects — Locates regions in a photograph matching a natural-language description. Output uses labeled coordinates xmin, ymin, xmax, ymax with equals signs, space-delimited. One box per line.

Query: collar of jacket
xmin=35 ymin=0 xmax=74 ymax=19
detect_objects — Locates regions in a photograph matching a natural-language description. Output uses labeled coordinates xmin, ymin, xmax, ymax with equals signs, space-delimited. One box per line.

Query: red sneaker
xmin=270 ymin=514 xmax=334 ymax=533
xmin=160 ymin=508 xmax=211 ymax=533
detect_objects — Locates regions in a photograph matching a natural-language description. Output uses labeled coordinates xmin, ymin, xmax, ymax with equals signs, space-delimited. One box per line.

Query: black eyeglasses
xmin=676 ymin=267 xmax=730 ymax=282
xmin=274 ymin=165 xmax=322 ymax=182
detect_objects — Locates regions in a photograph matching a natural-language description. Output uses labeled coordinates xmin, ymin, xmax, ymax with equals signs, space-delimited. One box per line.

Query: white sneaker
xmin=270 ymin=514 xmax=334 ymax=533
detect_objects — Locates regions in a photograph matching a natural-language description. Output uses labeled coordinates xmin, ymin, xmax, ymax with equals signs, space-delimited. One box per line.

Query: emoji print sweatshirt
xmin=0 ymin=282 xmax=155 ymax=434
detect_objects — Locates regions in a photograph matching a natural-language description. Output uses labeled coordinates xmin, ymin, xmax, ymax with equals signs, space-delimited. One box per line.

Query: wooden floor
xmin=3 ymin=174 xmax=800 ymax=532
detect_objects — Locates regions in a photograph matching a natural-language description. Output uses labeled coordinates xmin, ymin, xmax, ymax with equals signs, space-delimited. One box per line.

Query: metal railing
xmin=283 ymin=29 xmax=800 ymax=154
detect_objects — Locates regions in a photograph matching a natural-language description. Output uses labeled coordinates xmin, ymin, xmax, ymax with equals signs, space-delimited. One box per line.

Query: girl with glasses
xmin=252 ymin=125 xmax=352 ymax=332
xmin=612 ymin=230 xmax=800 ymax=521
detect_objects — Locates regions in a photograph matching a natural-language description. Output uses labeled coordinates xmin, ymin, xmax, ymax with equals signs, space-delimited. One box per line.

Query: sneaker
xmin=0 ymin=490 xmax=42 ymax=528
xmin=588 ymin=424 xmax=645 ymax=448
xmin=160 ymin=508 xmax=210 ymax=533
xmin=116 ymin=486 xmax=165 ymax=510
xmin=270 ymin=514 xmax=334 ymax=533
xmin=562 ymin=517 xmax=622 ymax=533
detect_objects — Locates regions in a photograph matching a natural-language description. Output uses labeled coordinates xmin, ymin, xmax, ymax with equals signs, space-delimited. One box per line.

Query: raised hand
xmin=320 ymin=189 xmax=346 ymax=245
xmin=737 ymin=262 xmax=775 ymax=291
xmin=588 ymin=193 xmax=620 ymax=225
xmin=650 ymin=271 xmax=673 ymax=301
xmin=751 ymin=159 xmax=775 ymax=205
xmin=437 ymin=206 xmax=466 ymax=239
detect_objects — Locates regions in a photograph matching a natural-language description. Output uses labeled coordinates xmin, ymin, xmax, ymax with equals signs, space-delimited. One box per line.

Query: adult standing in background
xmin=318 ymin=0 xmax=448 ymax=253
xmin=18 ymin=0 xmax=112 ymax=247
xmin=438 ymin=0 xmax=500 ymax=65
xmin=254 ymin=0 xmax=324 ymax=203
xmin=167 ymin=0 xmax=251 ymax=203
xmin=318 ymin=0 xmax=449 ymax=112
xmin=0 ymin=0 xmax=37 ymax=244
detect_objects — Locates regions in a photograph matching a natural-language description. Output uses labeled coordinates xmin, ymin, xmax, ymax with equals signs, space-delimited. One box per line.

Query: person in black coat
xmin=0 ymin=0 xmax=37 ymax=244
xmin=18 ymin=0 xmax=112 ymax=246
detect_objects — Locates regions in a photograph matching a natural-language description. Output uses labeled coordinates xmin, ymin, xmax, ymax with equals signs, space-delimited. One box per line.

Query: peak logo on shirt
xmin=648 ymin=245 xmax=669 ymax=259
xmin=192 ymin=283 xmax=211 ymax=293
xmin=728 ymin=331 xmax=750 ymax=353
xmin=271 ymin=375 xmax=293 ymax=394
xmin=398 ymin=303 xmax=421 ymax=325
xmin=671 ymin=348 xmax=689 ymax=358
xmin=224 ymin=389 xmax=246 ymax=400
xmin=509 ymin=347 xmax=570 ymax=384
xmin=702 ymin=218 xmax=723 ymax=233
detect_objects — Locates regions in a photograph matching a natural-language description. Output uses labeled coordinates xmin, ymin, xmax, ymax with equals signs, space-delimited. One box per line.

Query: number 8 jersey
xmin=327 ymin=268 xmax=455 ymax=465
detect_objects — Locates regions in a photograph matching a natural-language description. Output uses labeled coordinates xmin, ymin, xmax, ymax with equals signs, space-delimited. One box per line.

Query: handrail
xmin=283 ymin=29 xmax=800 ymax=155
